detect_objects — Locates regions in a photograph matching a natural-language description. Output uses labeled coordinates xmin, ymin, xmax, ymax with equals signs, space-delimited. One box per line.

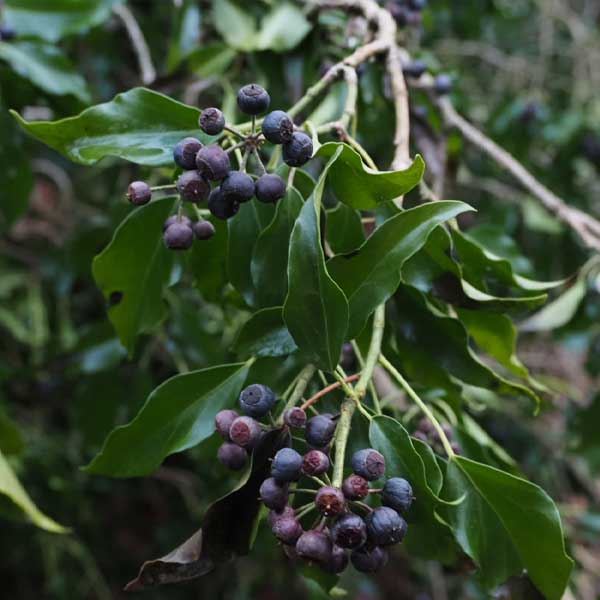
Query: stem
xmin=379 ymin=353 xmax=455 ymax=458
xmin=287 ymin=167 xmax=296 ymax=188
xmin=226 ymin=140 xmax=246 ymax=154
xmin=150 ymin=184 xmax=176 ymax=192
xmin=351 ymin=340 xmax=381 ymax=414
xmin=308 ymin=475 xmax=327 ymax=487
xmin=224 ymin=125 xmax=246 ymax=140
xmin=240 ymin=149 xmax=250 ymax=173
xmin=277 ymin=365 xmax=316 ymax=424
xmin=332 ymin=305 xmax=386 ymax=487
xmin=192 ymin=205 xmax=211 ymax=220
xmin=350 ymin=500 xmax=373 ymax=513
xmin=345 ymin=135 xmax=378 ymax=170
xmin=300 ymin=373 xmax=361 ymax=411
xmin=251 ymin=115 xmax=256 ymax=135
xmin=291 ymin=488 xmax=317 ymax=496
xmin=252 ymin=148 xmax=267 ymax=175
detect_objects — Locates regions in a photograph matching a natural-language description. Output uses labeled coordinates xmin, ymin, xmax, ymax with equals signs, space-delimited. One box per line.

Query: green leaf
xmin=12 ymin=87 xmax=209 ymax=166
xmin=0 ymin=41 xmax=90 ymax=101
xmin=212 ymin=0 xmax=256 ymax=51
xmin=0 ymin=412 xmax=24 ymax=456
xmin=283 ymin=147 xmax=349 ymax=372
xmin=187 ymin=43 xmax=236 ymax=78
xmin=442 ymin=457 xmax=572 ymax=599
xmin=233 ymin=307 xmax=298 ymax=358
xmin=251 ymin=188 xmax=303 ymax=308
xmin=92 ymin=197 xmax=176 ymax=353
xmin=5 ymin=0 xmax=120 ymax=42
xmin=316 ymin=142 xmax=424 ymax=209
xmin=326 ymin=203 xmax=365 ymax=255
xmin=124 ymin=428 xmax=290 ymax=590
xmin=369 ymin=416 xmax=459 ymax=563
xmin=85 ymin=362 xmax=250 ymax=477
xmin=167 ymin=0 xmax=202 ymax=71
xmin=328 ymin=201 xmax=473 ymax=338
xmin=0 ymin=448 xmax=67 ymax=533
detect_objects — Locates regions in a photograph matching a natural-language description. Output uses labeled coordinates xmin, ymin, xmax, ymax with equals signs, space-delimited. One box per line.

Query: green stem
xmin=351 ymin=340 xmax=381 ymax=414
xmin=346 ymin=135 xmax=378 ymax=170
xmin=224 ymin=125 xmax=246 ymax=140
xmin=277 ymin=365 xmax=315 ymax=424
xmin=379 ymin=353 xmax=455 ymax=458
xmin=291 ymin=488 xmax=317 ymax=496
xmin=332 ymin=304 xmax=386 ymax=487
xmin=150 ymin=184 xmax=176 ymax=191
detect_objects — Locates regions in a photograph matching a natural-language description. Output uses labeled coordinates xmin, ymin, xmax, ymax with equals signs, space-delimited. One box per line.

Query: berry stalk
xmin=277 ymin=364 xmax=316 ymax=424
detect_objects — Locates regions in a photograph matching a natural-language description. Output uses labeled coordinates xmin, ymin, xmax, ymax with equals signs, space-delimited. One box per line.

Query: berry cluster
xmin=215 ymin=394 xmax=414 ymax=575
xmin=125 ymin=83 xmax=314 ymax=251
xmin=413 ymin=418 xmax=461 ymax=455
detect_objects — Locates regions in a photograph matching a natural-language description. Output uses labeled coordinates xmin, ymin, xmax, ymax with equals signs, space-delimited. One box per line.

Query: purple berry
xmin=351 ymin=448 xmax=385 ymax=481
xmin=217 ymin=442 xmax=247 ymax=470
xmin=331 ymin=513 xmax=367 ymax=549
xmin=259 ymin=477 xmax=289 ymax=511
xmin=229 ymin=416 xmax=261 ymax=449
xmin=127 ymin=181 xmax=151 ymax=205
xmin=239 ymin=384 xmax=276 ymax=418
xmin=283 ymin=407 xmax=307 ymax=429
xmin=302 ymin=450 xmax=330 ymax=477
xmin=272 ymin=516 xmax=303 ymax=545
xmin=262 ymin=110 xmax=294 ymax=144
xmin=162 ymin=215 xmax=192 ymax=232
xmin=208 ymin=186 xmax=239 ymax=220
xmin=176 ymin=170 xmax=210 ymax=203
xmin=214 ymin=409 xmax=238 ymax=440
xmin=237 ymin=83 xmax=270 ymax=115
xmin=255 ymin=173 xmax=287 ymax=204
xmin=173 ymin=137 xmax=203 ymax=170
xmin=323 ymin=545 xmax=348 ymax=574
xmin=305 ymin=414 xmax=336 ymax=448
xmin=365 ymin=507 xmax=407 ymax=546
xmin=296 ymin=530 xmax=332 ymax=564
xmin=271 ymin=447 xmax=303 ymax=483
xmin=222 ymin=170 xmax=255 ymax=204
xmin=192 ymin=220 xmax=216 ymax=240
xmin=164 ymin=222 xmax=193 ymax=250
xmin=350 ymin=545 xmax=388 ymax=573
xmin=342 ymin=474 xmax=369 ymax=501
xmin=382 ymin=478 xmax=413 ymax=515
xmin=315 ymin=486 xmax=346 ymax=517
xmin=196 ymin=145 xmax=231 ymax=181
xmin=199 ymin=108 xmax=225 ymax=136
xmin=282 ymin=131 xmax=313 ymax=167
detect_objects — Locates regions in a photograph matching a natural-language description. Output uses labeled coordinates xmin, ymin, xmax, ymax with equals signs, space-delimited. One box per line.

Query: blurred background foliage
xmin=0 ymin=0 xmax=599 ymax=598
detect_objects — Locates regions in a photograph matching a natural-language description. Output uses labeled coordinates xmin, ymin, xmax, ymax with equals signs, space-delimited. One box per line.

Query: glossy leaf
xmin=92 ymin=197 xmax=176 ymax=353
xmin=233 ymin=307 xmax=298 ymax=358
xmin=442 ymin=456 xmax=572 ymax=599
xmin=85 ymin=362 xmax=250 ymax=477
xmin=326 ymin=202 xmax=365 ymax=255
xmin=125 ymin=428 xmax=290 ymax=590
xmin=328 ymin=201 xmax=473 ymax=338
xmin=251 ymin=188 xmax=303 ymax=308
xmin=316 ymin=142 xmax=424 ymax=209
xmin=12 ymin=87 xmax=209 ymax=166
xmin=0 ymin=41 xmax=90 ymax=101
xmin=283 ymin=147 xmax=349 ymax=372
xmin=0 ymin=448 xmax=67 ymax=533
xmin=5 ymin=0 xmax=120 ymax=42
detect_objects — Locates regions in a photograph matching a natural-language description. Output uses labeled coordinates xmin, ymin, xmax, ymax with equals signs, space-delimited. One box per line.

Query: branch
xmin=436 ymin=96 xmax=600 ymax=252
xmin=113 ymin=4 xmax=156 ymax=86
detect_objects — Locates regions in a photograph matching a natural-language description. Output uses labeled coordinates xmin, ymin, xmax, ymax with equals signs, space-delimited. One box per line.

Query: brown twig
xmin=300 ymin=373 xmax=361 ymax=411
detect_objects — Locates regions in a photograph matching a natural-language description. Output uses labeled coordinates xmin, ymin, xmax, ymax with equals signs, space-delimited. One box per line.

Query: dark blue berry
xmin=127 ymin=181 xmax=151 ymax=205
xmin=174 ymin=137 xmax=203 ymax=170
xmin=331 ymin=513 xmax=367 ymax=549
xmin=351 ymin=448 xmax=385 ymax=481
xmin=229 ymin=416 xmax=261 ymax=449
xmin=403 ymin=60 xmax=427 ymax=79
xmin=196 ymin=145 xmax=231 ymax=180
xmin=284 ymin=407 xmax=307 ymax=429
xmin=272 ymin=516 xmax=303 ymax=545
xmin=305 ymin=414 xmax=337 ymax=448
xmin=434 ymin=74 xmax=453 ymax=95
xmin=365 ymin=506 xmax=407 ymax=546
xmin=193 ymin=220 xmax=216 ymax=240
xmin=342 ymin=474 xmax=369 ymax=500
xmin=176 ymin=170 xmax=210 ymax=203
xmin=350 ymin=545 xmax=388 ymax=573
xmin=208 ymin=187 xmax=239 ymax=220
xmin=239 ymin=383 xmax=276 ymax=417
xmin=296 ymin=530 xmax=332 ymax=564
xmin=259 ymin=477 xmax=289 ymax=511
xmin=382 ymin=478 xmax=413 ymax=515
xmin=255 ymin=173 xmax=287 ymax=204
xmin=409 ymin=0 xmax=427 ymax=9
xmin=237 ymin=83 xmax=270 ymax=115
xmin=199 ymin=108 xmax=225 ymax=135
xmin=164 ymin=222 xmax=193 ymax=250
xmin=315 ymin=486 xmax=345 ymax=517
xmin=0 ymin=25 xmax=16 ymax=41
xmin=302 ymin=450 xmax=330 ymax=476
xmin=163 ymin=215 xmax=192 ymax=232
xmin=222 ymin=170 xmax=255 ymax=204
xmin=271 ymin=447 xmax=303 ymax=483
xmin=262 ymin=110 xmax=294 ymax=144
xmin=282 ymin=131 xmax=313 ymax=167
xmin=217 ymin=442 xmax=247 ymax=470
xmin=214 ymin=409 xmax=238 ymax=440
xmin=323 ymin=545 xmax=348 ymax=574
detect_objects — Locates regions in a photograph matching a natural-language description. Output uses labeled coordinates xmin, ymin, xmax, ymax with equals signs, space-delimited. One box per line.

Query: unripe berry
xmin=403 ymin=59 xmax=427 ymax=79
xmin=351 ymin=448 xmax=385 ymax=481
xmin=192 ymin=220 xmax=216 ymax=241
xmin=315 ymin=486 xmax=346 ymax=517
xmin=342 ymin=474 xmax=369 ymax=500
xmin=199 ymin=107 xmax=225 ymax=135
xmin=196 ymin=145 xmax=231 ymax=181
xmin=434 ymin=73 xmax=453 ymax=95
xmin=350 ymin=545 xmax=388 ymax=573
xmin=262 ymin=110 xmax=294 ymax=144
xmin=271 ymin=447 xmax=303 ymax=483
xmin=302 ymin=450 xmax=330 ymax=477
xmin=237 ymin=83 xmax=271 ymax=115
xmin=164 ymin=222 xmax=193 ymax=250
xmin=382 ymin=478 xmax=413 ymax=515
xmin=217 ymin=442 xmax=247 ymax=470
xmin=127 ymin=181 xmax=152 ymax=205
xmin=214 ymin=409 xmax=239 ymax=440
xmin=296 ymin=530 xmax=332 ymax=564
xmin=282 ymin=131 xmax=313 ymax=167
xmin=255 ymin=173 xmax=287 ymax=204
xmin=239 ymin=384 xmax=276 ymax=418
xmin=283 ymin=407 xmax=307 ymax=429
xmin=222 ymin=171 xmax=255 ymax=204
xmin=163 ymin=215 xmax=192 ymax=232
xmin=365 ymin=506 xmax=407 ymax=546
xmin=259 ymin=477 xmax=289 ymax=511
xmin=305 ymin=414 xmax=337 ymax=448
xmin=229 ymin=416 xmax=261 ymax=449
xmin=323 ymin=545 xmax=348 ymax=574
xmin=331 ymin=513 xmax=367 ymax=549
xmin=208 ymin=187 xmax=239 ymax=220
xmin=272 ymin=516 xmax=303 ymax=545
xmin=176 ymin=170 xmax=210 ymax=203
xmin=173 ymin=137 xmax=203 ymax=170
